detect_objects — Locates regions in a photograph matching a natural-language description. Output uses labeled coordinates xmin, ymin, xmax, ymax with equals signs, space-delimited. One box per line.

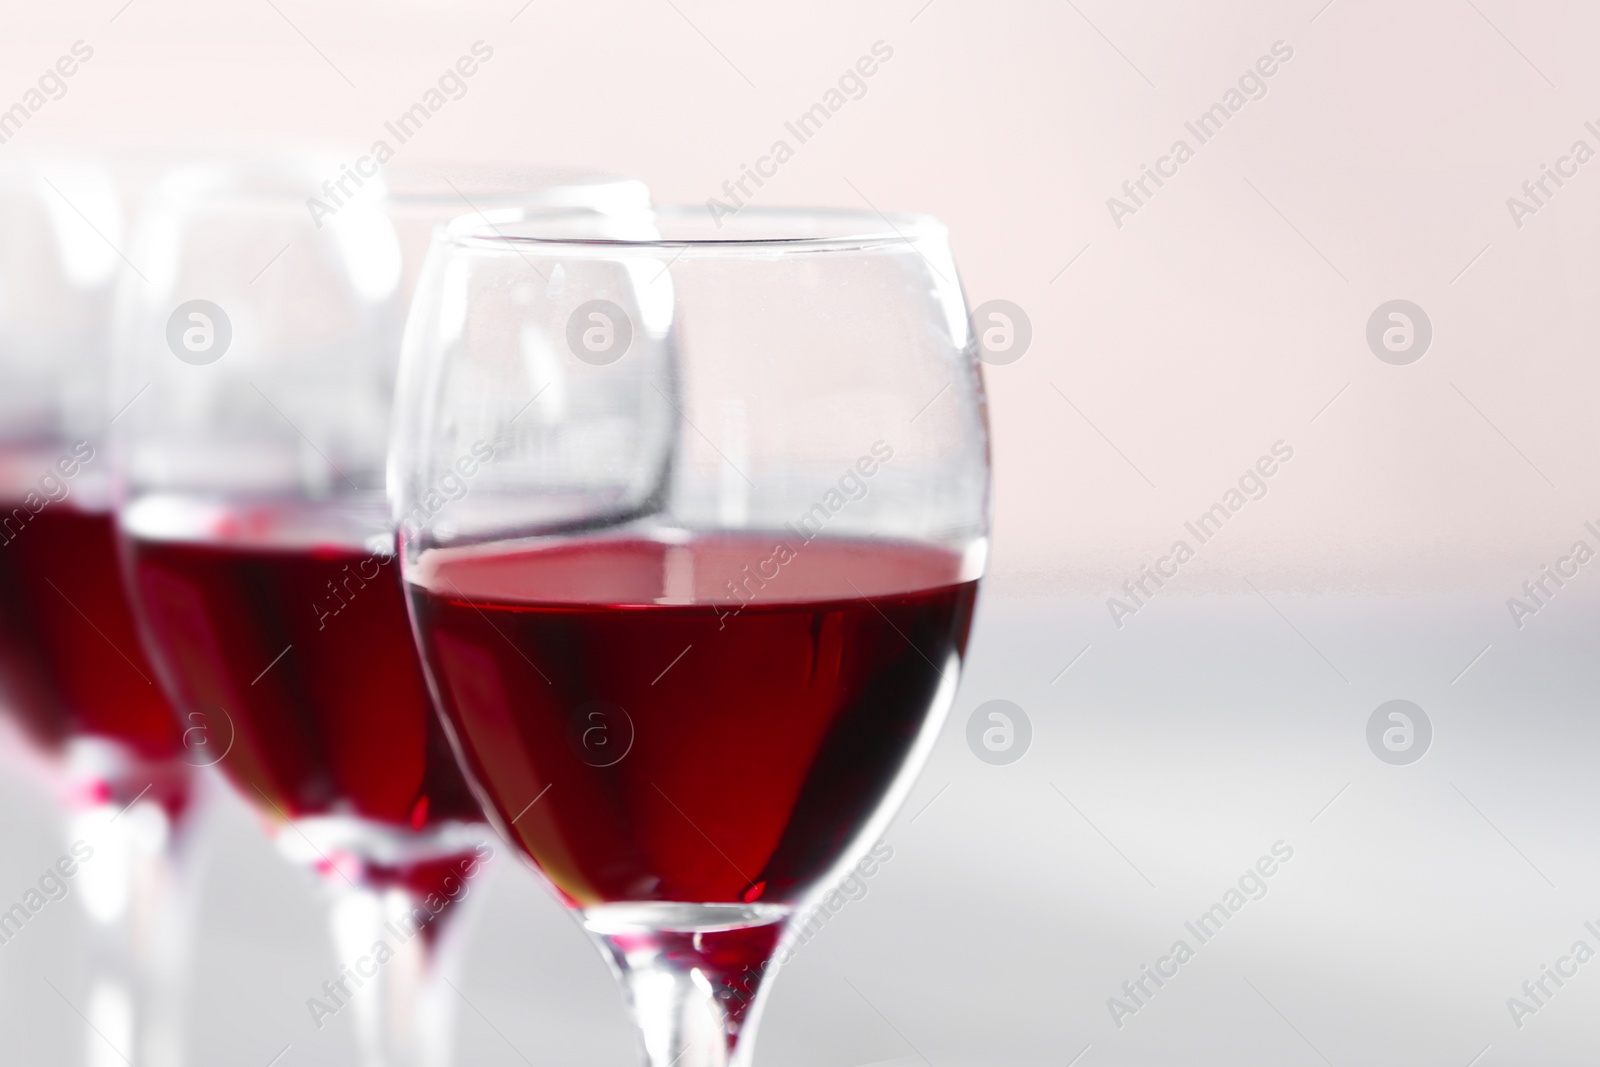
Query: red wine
xmin=0 ymin=503 xmax=184 ymax=761
xmin=123 ymin=499 xmax=483 ymax=843
xmin=408 ymin=533 xmax=978 ymax=908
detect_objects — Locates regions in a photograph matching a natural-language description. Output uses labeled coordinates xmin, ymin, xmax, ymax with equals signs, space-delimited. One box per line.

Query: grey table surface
xmin=0 ymin=592 xmax=1595 ymax=1067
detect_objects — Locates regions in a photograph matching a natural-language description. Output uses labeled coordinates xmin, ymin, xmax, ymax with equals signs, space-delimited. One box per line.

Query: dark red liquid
xmin=408 ymin=533 xmax=977 ymax=908
xmin=0 ymin=504 xmax=184 ymax=764
xmin=125 ymin=514 xmax=482 ymax=841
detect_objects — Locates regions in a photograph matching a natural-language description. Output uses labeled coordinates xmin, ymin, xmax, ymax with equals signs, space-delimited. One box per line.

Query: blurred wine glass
xmin=109 ymin=155 xmax=649 ymax=1067
xmin=0 ymin=154 xmax=203 ymax=1067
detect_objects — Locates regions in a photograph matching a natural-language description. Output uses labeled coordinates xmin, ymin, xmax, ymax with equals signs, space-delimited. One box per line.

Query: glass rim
xmin=440 ymin=205 xmax=949 ymax=254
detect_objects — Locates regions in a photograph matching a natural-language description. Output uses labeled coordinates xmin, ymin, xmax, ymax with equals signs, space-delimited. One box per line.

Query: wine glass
xmin=392 ymin=206 xmax=989 ymax=1067
xmin=0 ymin=153 xmax=206 ymax=1067
xmin=108 ymin=157 xmax=649 ymax=1067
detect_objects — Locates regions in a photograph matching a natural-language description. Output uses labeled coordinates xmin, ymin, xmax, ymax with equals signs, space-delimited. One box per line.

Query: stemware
xmin=109 ymin=157 xmax=648 ymax=1067
xmin=0 ymin=155 xmax=202 ymax=1067
xmin=391 ymin=206 xmax=989 ymax=1066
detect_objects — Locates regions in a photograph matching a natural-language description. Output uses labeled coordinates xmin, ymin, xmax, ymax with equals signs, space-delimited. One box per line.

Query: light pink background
xmin=10 ymin=0 xmax=1594 ymax=597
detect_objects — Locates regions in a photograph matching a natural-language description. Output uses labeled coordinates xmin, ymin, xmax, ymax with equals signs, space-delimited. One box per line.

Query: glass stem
xmin=323 ymin=881 xmax=479 ymax=1067
xmin=70 ymin=781 xmax=206 ymax=1067
xmin=587 ymin=913 xmax=789 ymax=1067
